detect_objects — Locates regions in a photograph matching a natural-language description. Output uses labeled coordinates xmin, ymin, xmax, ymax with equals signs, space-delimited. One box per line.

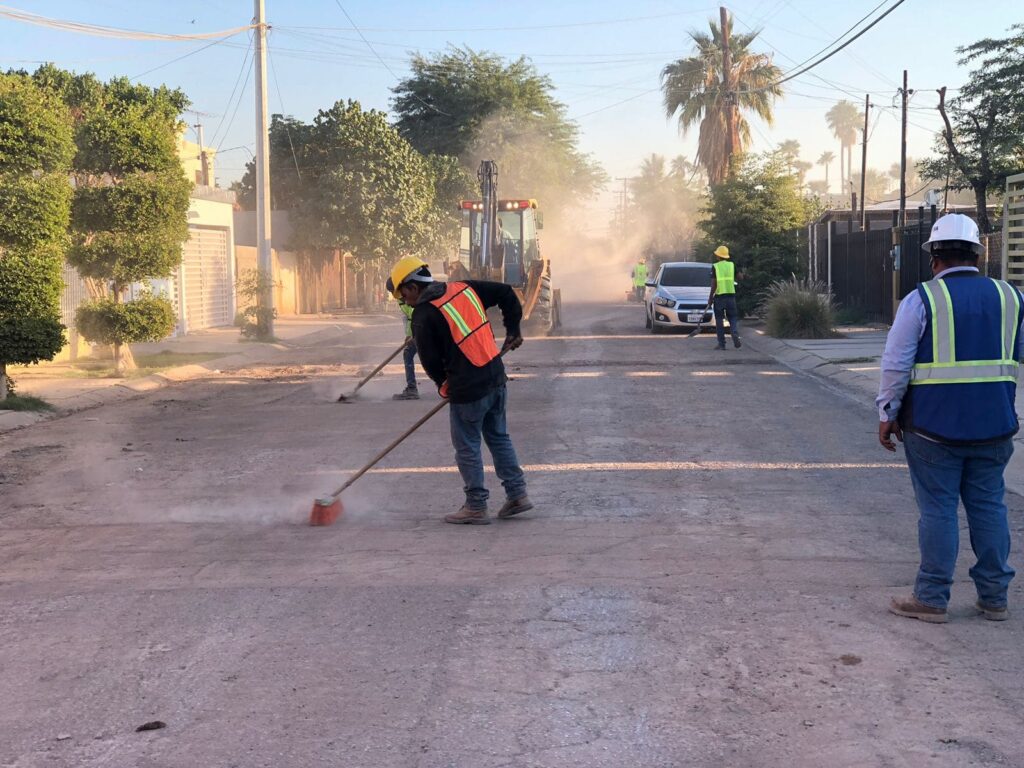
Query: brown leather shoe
xmin=889 ymin=595 xmax=948 ymax=623
xmin=444 ymin=505 xmax=490 ymax=525
xmin=976 ymin=601 xmax=1009 ymax=621
xmin=498 ymin=495 xmax=534 ymax=519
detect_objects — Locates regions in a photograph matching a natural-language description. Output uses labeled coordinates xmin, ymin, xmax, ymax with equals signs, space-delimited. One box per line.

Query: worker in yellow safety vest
xmin=386 ymin=276 xmax=420 ymax=400
xmin=709 ymin=245 xmax=741 ymax=349
xmin=631 ymin=260 xmax=648 ymax=302
xmin=388 ymin=256 xmax=533 ymax=525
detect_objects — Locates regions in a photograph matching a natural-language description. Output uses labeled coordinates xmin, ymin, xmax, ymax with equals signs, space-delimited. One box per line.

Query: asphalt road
xmin=2 ymin=302 xmax=1023 ymax=767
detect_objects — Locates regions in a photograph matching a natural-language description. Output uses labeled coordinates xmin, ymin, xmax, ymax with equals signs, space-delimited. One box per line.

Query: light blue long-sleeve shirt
xmin=875 ymin=266 xmax=1024 ymax=422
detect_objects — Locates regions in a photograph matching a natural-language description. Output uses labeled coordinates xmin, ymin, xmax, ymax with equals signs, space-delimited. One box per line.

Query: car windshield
xmin=659 ymin=266 xmax=711 ymax=287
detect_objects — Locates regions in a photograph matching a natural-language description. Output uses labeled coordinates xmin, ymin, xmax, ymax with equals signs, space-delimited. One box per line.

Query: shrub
xmin=763 ymin=276 xmax=837 ymax=339
xmin=75 ymin=295 xmax=176 ymax=346
xmin=236 ymin=268 xmax=277 ymax=340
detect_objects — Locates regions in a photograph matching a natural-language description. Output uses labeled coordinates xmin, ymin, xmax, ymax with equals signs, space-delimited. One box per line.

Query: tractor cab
xmin=456 ymin=199 xmax=542 ymax=288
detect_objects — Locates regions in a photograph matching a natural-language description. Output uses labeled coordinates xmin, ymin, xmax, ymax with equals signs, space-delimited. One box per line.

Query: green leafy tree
xmin=698 ymin=153 xmax=816 ymax=313
xmin=661 ymin=17 xmax=782 ymax=184
xmin=33 ymin=66 xmax=191 ymax=372
xmin=919 ymin=24 xmax=1024 ymax=233
xmin=392 ymin=48 xmax=606 ymax=210
xmin=825 ymin=100 xmax=862 ymax=195
xmin=0 ymin=73 xmax=74 ymax=400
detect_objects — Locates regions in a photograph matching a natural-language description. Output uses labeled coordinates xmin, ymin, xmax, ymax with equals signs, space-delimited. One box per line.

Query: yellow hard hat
xmin=389 ymin=256 xmax=429 ymax=298
xmin=714 ymin=245 xmax=730 ymax=259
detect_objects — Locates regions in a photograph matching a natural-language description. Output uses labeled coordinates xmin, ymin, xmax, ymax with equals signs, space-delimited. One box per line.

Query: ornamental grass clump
xmin=763 ymin=276 xmax=837 ymax=339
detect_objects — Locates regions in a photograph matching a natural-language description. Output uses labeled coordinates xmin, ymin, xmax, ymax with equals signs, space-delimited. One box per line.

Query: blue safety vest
xmin=901 ymin=272 xmax=1023 ymax=444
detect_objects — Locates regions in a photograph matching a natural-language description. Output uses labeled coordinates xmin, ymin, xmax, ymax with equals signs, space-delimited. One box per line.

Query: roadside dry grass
xmin=0 ymin=394 xmax=54 ymax=412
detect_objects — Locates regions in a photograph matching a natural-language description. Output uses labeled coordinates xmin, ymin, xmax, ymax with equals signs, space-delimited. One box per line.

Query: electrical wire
xmin=754 ymin=0 xmax=908 ymax=91
xmin=212 ymin=36 xmax=254 ymax=153
xmin=129 ymin=34 xmax=238 ymax=80
xmin=331 ymin=0 xmax=448 ymax=116
xmin=266 ymin=39 xmax=302 ymax=181
xmin=0 ymin=3 xmax=255 ymax=41
xmin=279 ymin=9 xmax=718 ymax=34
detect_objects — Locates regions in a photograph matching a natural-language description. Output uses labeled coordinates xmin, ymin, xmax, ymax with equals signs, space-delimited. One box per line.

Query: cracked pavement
xmin=2 ymin=302 xmax=1023 ymax=767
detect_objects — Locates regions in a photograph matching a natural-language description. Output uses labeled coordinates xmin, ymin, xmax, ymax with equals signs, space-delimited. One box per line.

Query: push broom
xmin=312 ymin=350 xmax=511 ymax=525
xmin=311 ymin=397 xmax=449 ymax=525
xmin=337 ymin=340 xmax=409 ymax=402
xmin=687 ymin=301 xmax=713 ymax=338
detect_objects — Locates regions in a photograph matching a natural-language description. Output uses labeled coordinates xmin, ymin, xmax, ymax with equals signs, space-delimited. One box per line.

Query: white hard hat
xmin=921 ymin=213 xmax=984 ymax=256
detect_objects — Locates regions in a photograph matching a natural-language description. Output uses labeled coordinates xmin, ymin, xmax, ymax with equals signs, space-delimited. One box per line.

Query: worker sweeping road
xmin=387 ymin=276 xmax=420 ymax=400
xmin=389 ymin=256 xmax=533 ymax=525
xmin=878 ymin=213 xmax=1021 ymax=624
xmin=709 ymin=245 xmax=741 ymax=350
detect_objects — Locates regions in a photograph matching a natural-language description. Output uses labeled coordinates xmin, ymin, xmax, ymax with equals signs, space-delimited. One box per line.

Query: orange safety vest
xmin=429 ymin=282 xmax=500 ymax=367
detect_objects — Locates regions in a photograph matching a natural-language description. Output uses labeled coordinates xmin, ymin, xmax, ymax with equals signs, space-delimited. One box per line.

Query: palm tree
xmin=777 ymin=139 xmax=800 ymax=174
xmin=661 ymin=16 xmax=782 ymax=184
xmin=817 ymin=150 xmax=835 ymax=192
xmin=825 ymin=100 xmax=862 ymax=194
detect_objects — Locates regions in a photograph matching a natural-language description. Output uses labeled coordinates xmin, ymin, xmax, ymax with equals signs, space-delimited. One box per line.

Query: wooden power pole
xmin=720 ymin=6 xmax=735 ymax=174
xmin=860 ymin=93 xmax=870 ymax=229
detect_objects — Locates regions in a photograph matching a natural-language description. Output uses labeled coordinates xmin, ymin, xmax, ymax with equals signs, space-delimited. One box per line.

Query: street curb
xmin=0 ymin=341 xmax=301 ymax=435
xmin=744 ymin=331 xmax=878 ymax=410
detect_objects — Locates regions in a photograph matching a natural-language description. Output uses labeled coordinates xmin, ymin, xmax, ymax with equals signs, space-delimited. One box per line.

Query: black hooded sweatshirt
xmin=411 ymin=280 xmax=522 ymax=404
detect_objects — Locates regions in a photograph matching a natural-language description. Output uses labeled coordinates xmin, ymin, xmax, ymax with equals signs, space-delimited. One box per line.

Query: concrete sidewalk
xmin=0 ymin=314 xmax=398 ymax=432
xmin=748 ymin=325 xmax=1024 ymax=496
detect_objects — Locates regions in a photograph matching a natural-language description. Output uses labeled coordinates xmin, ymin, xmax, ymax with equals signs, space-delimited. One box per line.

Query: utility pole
xmin=254 ymin=0 xmax=274 ymax=338
xmin=720 ymin=6 xmax=735 ymax=174
xmin=194 ymin=121 xmax=211 ymax=187
xmin=892 ymin=70 xmax=909 ymax=320
xmin=898 ymin=71 xmax=909 ymax=228
xmin=860 ymin=93 xmax=870 ymax=230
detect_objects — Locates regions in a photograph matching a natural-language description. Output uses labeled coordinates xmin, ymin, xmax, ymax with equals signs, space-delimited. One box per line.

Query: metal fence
xmin=59 ymin=262 xmax=88 ymax=330
xmin=809 ymin=207 xmax=1003 ymax=324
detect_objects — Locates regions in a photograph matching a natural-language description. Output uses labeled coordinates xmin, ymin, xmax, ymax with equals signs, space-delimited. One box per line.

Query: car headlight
xmin=654 ymin=296 xmax=675 ymax=307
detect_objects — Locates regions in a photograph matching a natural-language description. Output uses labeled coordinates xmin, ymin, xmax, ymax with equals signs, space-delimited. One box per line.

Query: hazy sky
xmin=2 ymin=0 xmax=1018 ymax=201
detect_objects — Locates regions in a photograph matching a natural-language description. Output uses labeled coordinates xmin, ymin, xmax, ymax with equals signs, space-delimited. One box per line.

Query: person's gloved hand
xmin=501 ymin=334 xmax=523 ymax=354
xmin=438 ymin=381 xmax=450 ymax=399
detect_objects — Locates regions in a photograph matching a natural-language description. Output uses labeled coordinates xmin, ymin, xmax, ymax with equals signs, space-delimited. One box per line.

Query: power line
xmin=279 ymin=9 xmax=718 ymax=34
xmin=129 ymin=35 xmax=238 ymax=80
xmin=747 ymin=0 xmax=909 ymax=92
xmin=211 ymin=35 xmax=254 ymax=152
xmin=331 ymin=0 xmax=449 ymax=116
xmin=266 ymin=40 xmax=301 ymax=181
xmin=0 ymin=3 xmax=255 ymax=41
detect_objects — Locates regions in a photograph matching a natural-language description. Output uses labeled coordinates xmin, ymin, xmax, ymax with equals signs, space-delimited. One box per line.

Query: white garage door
xmin=180 ymin=226 xmax=232 ymax=331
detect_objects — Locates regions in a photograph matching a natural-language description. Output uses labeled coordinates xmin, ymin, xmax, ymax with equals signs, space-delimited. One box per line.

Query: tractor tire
xmin=524 ymin=274 xmax=555 ymax=336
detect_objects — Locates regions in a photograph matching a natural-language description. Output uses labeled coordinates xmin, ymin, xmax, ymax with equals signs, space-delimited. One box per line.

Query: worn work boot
xmin=888 ymin=595 xmax=948 ymax=623
xmin=733 ymin=337 xmax=742 ymax=349
xmin=976 ymin=601 xmax=1009 ymax=621
xmin=444 ymin=505 xmax=490 ymax=525
xmin=392 ymin=386 xmax=420 ymax=401
xmin=715 ymin=344 xmax=726 ymax=351
xmin=498 ymin=495 xmax=534 ymax=519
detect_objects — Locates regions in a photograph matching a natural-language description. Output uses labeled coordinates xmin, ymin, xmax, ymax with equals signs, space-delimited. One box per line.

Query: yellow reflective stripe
xmin=462 ymin=287 xmax=487 ymax=321
xmin=998 ymin=278 xmax=1007 ymax=360
xmin=938 ymin=280 xmax=955 ymax=363
xmin=920 ymin=282 xmax=940 ymax=363
xmin=911 ymin=361 xmax=1018 ymax=382
xmin=911 ymin=376 xmax=1018 ymax=385
xmin=440 ymin=303 xmax=472 ymax=337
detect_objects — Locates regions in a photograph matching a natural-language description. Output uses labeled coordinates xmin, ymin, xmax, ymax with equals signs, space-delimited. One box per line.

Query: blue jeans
xmin=903 ymin=432 xmax=1016 ymax=609
xmin=449 ymin=385 xmax=527 ymax=510
xmin=403 ymin=339 xmax=417 ymax=390
xmin=713 ymin=295 xmax=740 ymax=346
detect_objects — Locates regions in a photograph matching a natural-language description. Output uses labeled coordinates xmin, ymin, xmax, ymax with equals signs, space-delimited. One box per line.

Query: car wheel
xmin=645 ymin=309 xmax=651 ymax=329
xmin=650 ymin=317 xmax=663 ymax=334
